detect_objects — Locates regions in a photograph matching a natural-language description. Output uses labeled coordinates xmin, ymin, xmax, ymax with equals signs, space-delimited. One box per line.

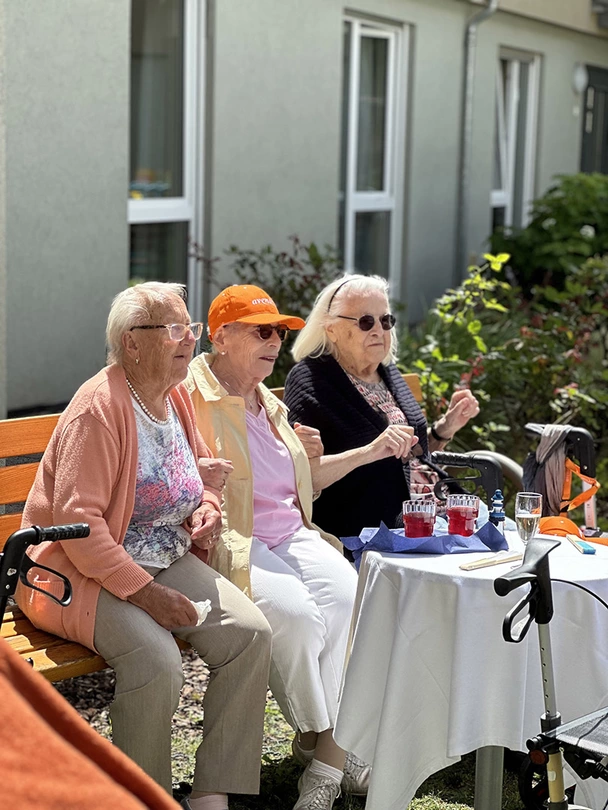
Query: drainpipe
xmin=455 ymin=0 xmax=500 ymax=284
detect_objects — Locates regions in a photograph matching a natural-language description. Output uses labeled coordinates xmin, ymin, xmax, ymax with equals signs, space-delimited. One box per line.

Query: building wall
xmin=469 ymin=0 xmax=608 ymax=37
xmin=467 ymin=8 xmax=608 ymax=260
xmin=209 ymin=0 xmax=469 ymax=319
xmin=4 ymin=0 xmax=608 ymax=410
xmin=209 ymin=0 xmax=608 ymax=320
xmin=5 ymin=0 xmax=130 ymax=412
xmin=209 ymin=0 xmax=343 ymax=265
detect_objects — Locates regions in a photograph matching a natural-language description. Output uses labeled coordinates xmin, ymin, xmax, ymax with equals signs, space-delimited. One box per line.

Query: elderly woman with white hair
xmin=283 ymin=274 xmax=480 ymax=540
xmin=17 ymin=282 xmax=272 ymax=810
xmin=185 ymin=284 xmax=412 ymax=810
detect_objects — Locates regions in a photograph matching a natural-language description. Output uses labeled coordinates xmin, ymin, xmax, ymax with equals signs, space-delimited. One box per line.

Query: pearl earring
xmin=135 ymin=358 xmax=140 ymax=365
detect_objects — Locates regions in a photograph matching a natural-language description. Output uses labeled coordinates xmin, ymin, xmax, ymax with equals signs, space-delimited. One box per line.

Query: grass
xmin=57 ymin=659 xmax=526 ymax=809
xmin=206 ymin=698 xmax=524 ymax=810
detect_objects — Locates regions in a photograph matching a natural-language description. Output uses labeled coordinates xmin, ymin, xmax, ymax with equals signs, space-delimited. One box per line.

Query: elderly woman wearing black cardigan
xmin=283 ymin=274 xmax=480 ymax=540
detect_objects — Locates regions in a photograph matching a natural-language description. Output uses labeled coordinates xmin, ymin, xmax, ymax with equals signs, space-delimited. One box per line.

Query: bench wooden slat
xmin=402 ymin=372 xmax=423 ymax=403
xmin=269 ymin=372 xmax=423 ymax=404
xmin=0 ymin=463 xmax=39 ymax=505
xmin=3 ymin=629 xmax=68 ymax=655
xmin=0 ymin=413 xmax=59 ymax=457
xmin=0 ymin=513 xmax=23 ymax=548
xmin=26 ymin=644 xmax=108 ymax=682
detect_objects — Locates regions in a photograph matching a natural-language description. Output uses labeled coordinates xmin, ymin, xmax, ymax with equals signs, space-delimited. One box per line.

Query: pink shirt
xmin=245 ymin=407 xmax=304 ymax=548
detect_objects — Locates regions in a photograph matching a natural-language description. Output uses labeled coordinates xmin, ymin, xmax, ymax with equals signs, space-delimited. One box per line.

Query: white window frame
xmin=128 ymin=0 xmax=205 ymax=320
xmin=491 ymin=48 xmax=540 ymax=230
xmin=341 ymin=16 xmax=408 ymax=297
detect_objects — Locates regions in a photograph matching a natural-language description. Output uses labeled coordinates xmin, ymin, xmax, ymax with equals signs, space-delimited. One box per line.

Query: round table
xmin=335 ymin=531 xmax=608 ymax=810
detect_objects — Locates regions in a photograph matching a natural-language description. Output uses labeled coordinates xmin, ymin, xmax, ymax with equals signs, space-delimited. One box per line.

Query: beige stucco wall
xmin=468 ymin=0 xmax=608 ymax=37
xmin=5 ymin=0 xmax=130 ymax=412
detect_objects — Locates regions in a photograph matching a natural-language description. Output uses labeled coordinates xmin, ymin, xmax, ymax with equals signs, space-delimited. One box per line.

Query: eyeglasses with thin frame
xmin=252 ymin=324 xmax=290 ymax=342
xmin=130 ymin=323 xmax=204 ymax=341
xmin=335 ymin=314 xmax=396 ymax=332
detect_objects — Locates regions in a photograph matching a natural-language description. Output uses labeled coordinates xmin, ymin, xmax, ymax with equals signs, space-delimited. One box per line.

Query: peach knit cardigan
xmin=17 ymin=364 xmax=219 ymax=652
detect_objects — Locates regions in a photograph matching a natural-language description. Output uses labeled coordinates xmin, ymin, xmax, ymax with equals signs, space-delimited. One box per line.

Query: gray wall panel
xmin=210 ymin=0 xmax=343 ymax=273
xmin=5 ymin=0 xmax=130 ymax=411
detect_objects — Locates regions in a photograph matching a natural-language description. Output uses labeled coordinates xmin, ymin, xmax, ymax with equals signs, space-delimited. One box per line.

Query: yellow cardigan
xmin=185 ymin=354 xmax=341 ymax=597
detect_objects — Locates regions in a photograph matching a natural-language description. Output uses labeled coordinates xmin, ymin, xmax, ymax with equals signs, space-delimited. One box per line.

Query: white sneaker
xmin=292 ymin=735 xmax=371 ymax=796
xmin=293 ymin=764 xmax=341 ymax=810
xmin=342 ymin=751 xmax=371 ymax=796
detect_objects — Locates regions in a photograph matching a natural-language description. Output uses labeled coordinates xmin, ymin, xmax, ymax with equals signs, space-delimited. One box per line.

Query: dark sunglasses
xmin=253 ymin=324 xmax=290 ymax=342
xmin=336 ymin=314 xmax=396 ymax=332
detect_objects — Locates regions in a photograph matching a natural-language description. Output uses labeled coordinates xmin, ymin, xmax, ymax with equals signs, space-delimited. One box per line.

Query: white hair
xmin=106 ymin=281 xmax=187 ymax=365
xmin=291 ymin=274 xmax=398 ymax=365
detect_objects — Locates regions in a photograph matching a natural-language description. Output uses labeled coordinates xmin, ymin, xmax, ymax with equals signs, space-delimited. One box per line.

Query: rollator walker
xmin=495 ymin=537 xmax=608 ymax=810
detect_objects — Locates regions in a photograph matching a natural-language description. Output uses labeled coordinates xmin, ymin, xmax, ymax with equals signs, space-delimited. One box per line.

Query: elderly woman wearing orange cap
xmin=186 ymin=285 xmax=387 ymax=810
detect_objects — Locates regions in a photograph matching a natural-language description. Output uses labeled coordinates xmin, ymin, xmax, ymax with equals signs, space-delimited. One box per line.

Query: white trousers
xmin=250 ymin=526 xmax=358 ymax=733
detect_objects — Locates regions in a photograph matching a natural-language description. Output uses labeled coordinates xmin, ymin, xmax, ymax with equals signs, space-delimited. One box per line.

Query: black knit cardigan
xmin=284 ymin=354 xmax=430 ymax=539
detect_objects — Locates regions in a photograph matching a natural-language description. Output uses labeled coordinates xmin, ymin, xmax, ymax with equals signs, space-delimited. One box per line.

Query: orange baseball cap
xmin=207 ymin=285 xmax=306 ymax=339
xmin=538 ymin=516 xmax=584 ymax=539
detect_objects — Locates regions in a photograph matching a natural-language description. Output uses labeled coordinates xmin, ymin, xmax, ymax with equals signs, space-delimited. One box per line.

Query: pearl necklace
xmin=126 ymin=378 xmax=170 ymax=425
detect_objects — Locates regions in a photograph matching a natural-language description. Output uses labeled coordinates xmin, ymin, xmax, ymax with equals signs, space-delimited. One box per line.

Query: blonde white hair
xmin=106 ymin=281 xmax=187 ymax=365
xmin=291 ymin=274 xmax=398 ymax=365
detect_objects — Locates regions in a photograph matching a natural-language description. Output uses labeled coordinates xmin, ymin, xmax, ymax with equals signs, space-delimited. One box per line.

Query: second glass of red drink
xmin=403 ymin=500 xmax=436 ymax=538
xmin=446 ymin=494 xmax=479 ymax=537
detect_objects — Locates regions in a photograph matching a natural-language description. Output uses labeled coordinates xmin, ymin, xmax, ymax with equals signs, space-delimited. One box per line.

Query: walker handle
xmin=494 ymin=536 xmax=560 ymax=625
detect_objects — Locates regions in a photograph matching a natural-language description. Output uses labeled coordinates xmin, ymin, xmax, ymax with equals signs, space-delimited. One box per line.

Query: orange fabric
xmin=16 ymin=364 xmax=220 ymax=652
xmin=559 ymin=458 xmax=601 ymax=513
xmin=0 ymin=637 xmax=178 ymax=809
xmin=207 ymin=284 xmax=305 ymax=339
xmin=539 ymin=516 xmax=584 ymax=539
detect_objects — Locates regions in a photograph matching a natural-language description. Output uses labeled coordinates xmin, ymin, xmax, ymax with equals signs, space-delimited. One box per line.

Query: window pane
xmin=357 ymin=36 xmax=388 ymax=192
xmin=339 ymin=21 xmax=351 ymax=198
xmin=354 ymin=211 xmax=391 ymax=277
xmin=130 ymin=222 xmax=188 ymax=283
xmin=492 ymin=207 xmax=506 ymax=232
xmin=130 ymin=0 xmax=184 ymax=199
xmin=512 ymin=61 xmax=530 ymax=228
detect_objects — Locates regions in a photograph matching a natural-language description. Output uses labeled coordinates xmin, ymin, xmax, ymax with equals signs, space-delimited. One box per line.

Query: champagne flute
xmin=515 ymin=492 xmax=543 ymax=545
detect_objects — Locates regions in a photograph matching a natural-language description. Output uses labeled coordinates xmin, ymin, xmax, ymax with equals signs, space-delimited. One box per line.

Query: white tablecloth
xmin=334 ymin=532 xmax=608 ymax=810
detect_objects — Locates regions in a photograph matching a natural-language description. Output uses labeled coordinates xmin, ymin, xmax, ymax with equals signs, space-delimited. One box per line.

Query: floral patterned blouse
xmin=122 ymin=400 xmax=203 ymax=569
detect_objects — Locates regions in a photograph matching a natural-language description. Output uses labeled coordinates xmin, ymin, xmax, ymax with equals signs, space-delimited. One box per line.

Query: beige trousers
xmin=93 ymin=552 xmax=272 ymax=795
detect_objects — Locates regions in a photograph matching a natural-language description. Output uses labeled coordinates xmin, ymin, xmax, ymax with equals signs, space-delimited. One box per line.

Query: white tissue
xmin=191 ymin=599 xmax=212 ymax=627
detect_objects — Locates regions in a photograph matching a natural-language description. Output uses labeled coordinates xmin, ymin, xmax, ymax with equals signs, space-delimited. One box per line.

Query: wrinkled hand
xmin=188 ymin=502 xmax=222 ymax=550
xmin=437 ymin=389 xmax=480 ymax=438
xmin=367 ymin=424 xmax=419 ymax=462
xmin=294 ymin=423 xmax=324 ymax=459
xmin=198 ymin=457 xmax=234 ymax=491
xmin=128 ymin=580 xmax=197 ymax=630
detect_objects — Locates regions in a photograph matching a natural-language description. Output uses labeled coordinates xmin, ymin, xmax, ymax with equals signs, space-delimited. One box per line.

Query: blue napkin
xmin=342 ymin=519 xmax=508 ymax=571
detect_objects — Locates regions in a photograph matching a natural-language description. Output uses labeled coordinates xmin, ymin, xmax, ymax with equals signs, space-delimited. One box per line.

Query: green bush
xmin=224 ymin=235 xmax=343 ymax=387
xmin=399 ymin=255 xmax=608 ymax=526
xmin=490 ymin=173 xmax=608 ymax=294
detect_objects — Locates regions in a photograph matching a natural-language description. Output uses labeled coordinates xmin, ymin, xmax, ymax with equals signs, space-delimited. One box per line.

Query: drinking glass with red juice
xmin=403 ymin=500 xmax=436 ymax=538
xmin=446 ymin=494 xmax=479 ymax=537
